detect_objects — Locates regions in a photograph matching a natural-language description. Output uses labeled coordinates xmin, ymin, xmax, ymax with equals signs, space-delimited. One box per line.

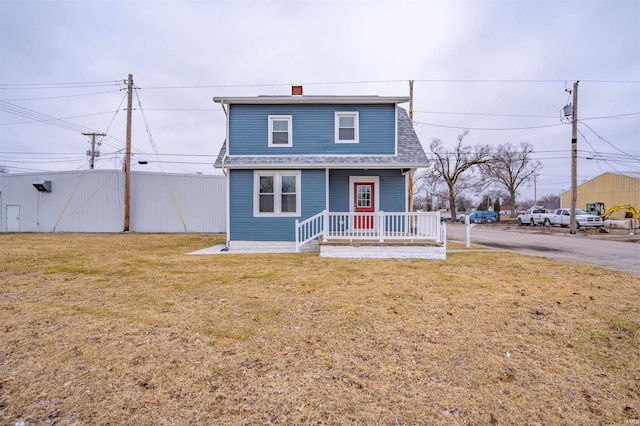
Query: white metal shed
xmin=0 ymin=170 xmax=226 ymax=233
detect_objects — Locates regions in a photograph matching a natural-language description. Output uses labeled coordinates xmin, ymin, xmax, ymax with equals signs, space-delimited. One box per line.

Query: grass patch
xmin=1 ymin=233 xmax=639 ymax=425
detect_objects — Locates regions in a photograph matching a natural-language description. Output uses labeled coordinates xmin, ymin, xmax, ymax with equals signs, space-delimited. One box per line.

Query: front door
xmin=354 ymin=182 xmax=375 ymax=229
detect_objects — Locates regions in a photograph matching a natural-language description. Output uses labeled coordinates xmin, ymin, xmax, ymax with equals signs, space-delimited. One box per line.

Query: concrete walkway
xmin=188 ymin=244 xmax=298 ymax=255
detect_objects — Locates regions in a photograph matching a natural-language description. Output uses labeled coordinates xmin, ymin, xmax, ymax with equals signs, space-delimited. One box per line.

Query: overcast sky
xmin=1 ymin=0 xmax=638 ymax=203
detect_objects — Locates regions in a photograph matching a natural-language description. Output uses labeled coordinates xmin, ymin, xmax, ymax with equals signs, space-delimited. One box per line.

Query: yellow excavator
xmin=586 ymin=202 xmax=640 ymax=220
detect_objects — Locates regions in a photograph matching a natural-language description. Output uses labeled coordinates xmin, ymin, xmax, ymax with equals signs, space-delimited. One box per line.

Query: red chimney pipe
xmin=292 ymin=85 xmax=303 ymax=96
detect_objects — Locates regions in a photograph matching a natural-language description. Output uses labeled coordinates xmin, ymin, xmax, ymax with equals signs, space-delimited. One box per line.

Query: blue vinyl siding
xmin=328 ymin=169 xmax=406 ymax=212
xmin=229 ymin=169 xmax=326 ymax=241
xmin=229 ymin=104 xmax=396 ymax=156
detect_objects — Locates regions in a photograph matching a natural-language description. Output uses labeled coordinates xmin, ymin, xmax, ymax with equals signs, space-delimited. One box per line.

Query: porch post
xmin=379 ymin=211 xmax=385 ymax=242
xmin=322 ymin=210 xmax=328 ymax=243
xmin=295 ymin=219 xmax=300 ymax=252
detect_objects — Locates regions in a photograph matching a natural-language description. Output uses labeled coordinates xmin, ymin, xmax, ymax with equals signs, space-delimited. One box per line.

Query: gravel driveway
xmin=447 ymin=222 xmax=640 ymax=275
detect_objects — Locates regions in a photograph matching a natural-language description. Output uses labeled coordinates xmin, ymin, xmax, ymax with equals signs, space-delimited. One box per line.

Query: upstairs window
xmin=335 ymin=112 xmax=359 ymax=143
xmin=268 ymin=115 xmax=292 ymax=147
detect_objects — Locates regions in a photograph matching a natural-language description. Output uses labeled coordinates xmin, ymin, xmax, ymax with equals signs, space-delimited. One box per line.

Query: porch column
xmin=322 ymin=210 xmax=328 ymax=243
xmin=379 ymin=211 xmax=385 ymax=242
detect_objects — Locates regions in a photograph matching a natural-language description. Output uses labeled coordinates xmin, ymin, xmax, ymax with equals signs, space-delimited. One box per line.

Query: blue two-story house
xmin=213 ymin=88 xmax=445 ymax=259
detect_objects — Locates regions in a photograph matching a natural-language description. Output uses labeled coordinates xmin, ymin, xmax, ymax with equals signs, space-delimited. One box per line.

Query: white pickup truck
xmin=517 ymin=208 xmax=549 ymax=226
xmin=541 ymin=208 xmax=603 ymax=228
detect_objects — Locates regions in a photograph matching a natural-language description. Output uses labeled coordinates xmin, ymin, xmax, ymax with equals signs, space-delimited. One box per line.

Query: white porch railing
xmin=295 ymin=210 xmax=325 ymax=251
xmin=295 ymin=210 xmax=443 ymax=252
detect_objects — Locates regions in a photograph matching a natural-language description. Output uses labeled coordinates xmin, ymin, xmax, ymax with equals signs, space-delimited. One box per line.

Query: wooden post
xmin=82 ymin=132 xmax=105 ymax=170
xmin=570 ymin=81 xmax=579 ymax=235
xmin=124 ymin=74 xmax=133 ymax=232
xmin=408 ymin=80 xmax=414 ymax=214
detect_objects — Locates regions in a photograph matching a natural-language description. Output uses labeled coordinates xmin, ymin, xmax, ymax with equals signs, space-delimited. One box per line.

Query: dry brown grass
xmin=1 ymin=233 xmax=639 ymax=425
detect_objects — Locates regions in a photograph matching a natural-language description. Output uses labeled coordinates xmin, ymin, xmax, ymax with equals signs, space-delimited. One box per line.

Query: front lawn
xmin=1 ymin=234 xmax=638 ymax=424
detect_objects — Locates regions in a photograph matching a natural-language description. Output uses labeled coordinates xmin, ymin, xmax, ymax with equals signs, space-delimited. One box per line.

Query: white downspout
xmin=218 ymin=100 xmax=231 ymax=249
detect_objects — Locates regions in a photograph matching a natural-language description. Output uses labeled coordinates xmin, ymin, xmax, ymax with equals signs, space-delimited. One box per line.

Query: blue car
xmin=469 ymin=210 xmax=499 ymax=223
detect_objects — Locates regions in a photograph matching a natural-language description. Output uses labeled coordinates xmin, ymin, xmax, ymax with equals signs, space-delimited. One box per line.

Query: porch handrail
xmin=324 ymin=211 xmax=442 ymax=242
xmin=295 ymin=210 xmax=325 ymax=252
xmin=296 ymin=211 xmax=444 ymax=252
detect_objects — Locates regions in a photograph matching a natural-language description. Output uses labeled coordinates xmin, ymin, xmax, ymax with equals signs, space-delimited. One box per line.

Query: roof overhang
xmin=213 ymin=96 xmax=410 ymax=105
xmin=217 ymin=164 xmax=426 ymax=170
xmin=214 ymin=157 xmax=429 ymax=170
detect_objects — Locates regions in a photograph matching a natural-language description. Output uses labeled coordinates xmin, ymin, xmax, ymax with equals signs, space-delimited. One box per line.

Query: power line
xmin=131 ymin=87 xmax=191 ymax=174
xmin=413 ymin=79 xmax=640 ymax=84
xmin=0 ymin=89 xmax=123 ymax=101
xmin=414 ymin=120 xmax=566 ymax=131
xmin=579 ymin=121 xmax=640 ymax=160
xmin=1 ymin=111 xmax=119 ymax=126
xmin=139 ymin=78 xmax=640 ymax=90
xmin=142 ymin=108 xmax=218 ymax=112
xmin=414 ymin=110 xmax=640 ymax=121
xmin=0 ymin=100 xmax=99 ymax=133
xmin=414 ymin=110 xmax=558 ymax=119
xmin=580 ymin=112 xmax=640 ymax=121
xmin=103 ymin=92 xmax=128 ymax=135
xmin=577 ymin=128 xmax=625 ymax=175
xmin=0 ymin=81 xmax=121 ymax=90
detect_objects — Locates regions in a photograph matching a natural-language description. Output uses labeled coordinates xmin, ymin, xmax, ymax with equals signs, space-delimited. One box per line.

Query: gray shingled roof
xmin=214 ymin=106 xmax=428 ymax=169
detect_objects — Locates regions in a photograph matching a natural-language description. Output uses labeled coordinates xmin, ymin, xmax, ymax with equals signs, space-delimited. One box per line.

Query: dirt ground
xmin=1 ymin=233 xmax=639 ymax=425
xmin=481 ymin=218 xmax=639 ymax=241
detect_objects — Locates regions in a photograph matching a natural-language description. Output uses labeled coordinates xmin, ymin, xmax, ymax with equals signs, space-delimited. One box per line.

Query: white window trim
xmin=335 ymin=111 xmax=359 ymax=144
xmin=253 ymin=170 xmax=301 ymax=217
xmin=348 ymin=176 xmax=380 ymax=213
xmin=268 ymin=115 xmax=293 ymax=147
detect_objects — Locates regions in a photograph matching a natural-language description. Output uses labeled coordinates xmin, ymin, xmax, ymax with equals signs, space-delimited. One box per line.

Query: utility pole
xmin=408 ymin=80 xmax=414 ymax=213
xmin=82 ymin=132 xmax=105 ymax=169
xmin=569 ymin=81 xmax=579 ymax=235
xmin=124 ymin=74 xmax=133 ymax=232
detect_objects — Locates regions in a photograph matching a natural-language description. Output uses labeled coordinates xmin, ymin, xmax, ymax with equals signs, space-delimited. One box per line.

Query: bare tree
xmin=538 ymin=193 xmax=561 ymax=210
xmin=413 ymin=168 xmax=449 ymax=211
xmin=429 ymin=131 xmax=492 ymax=219
xmin=482 ymin=142 xmax=543 ymax=218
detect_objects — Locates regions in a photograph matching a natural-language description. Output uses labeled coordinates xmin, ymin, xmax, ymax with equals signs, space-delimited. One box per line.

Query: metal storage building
xmin=0 ymin=170 xmax=226 ymax=233
xmin=561 ymin=171 xmax=640 ymax=218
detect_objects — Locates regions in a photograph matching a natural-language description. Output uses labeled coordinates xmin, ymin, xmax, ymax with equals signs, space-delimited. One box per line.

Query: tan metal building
xmin=561 ymin=171 xmax=640 ymax=218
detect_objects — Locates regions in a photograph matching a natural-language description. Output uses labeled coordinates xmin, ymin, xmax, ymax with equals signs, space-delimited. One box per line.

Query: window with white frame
xmin=335 ymin=112 xmax=359 ymax=143
xmin=254 ymin=171 xmax=301 ymax=216
xmin=268 ymin=115 xmax=292 ymax=147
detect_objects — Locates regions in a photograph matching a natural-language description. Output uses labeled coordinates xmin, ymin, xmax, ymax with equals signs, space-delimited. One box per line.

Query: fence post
xmin=442 ymin=222 xmax=447 ymax=245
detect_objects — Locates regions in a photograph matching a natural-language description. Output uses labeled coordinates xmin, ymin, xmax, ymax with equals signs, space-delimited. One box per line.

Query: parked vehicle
xmin=517 ymin=208 xmax=549 ymax=226
xmin=585 ymin=202 xmax=640 ymax=229
xmin=469 ymin=210 xmax=499 ymax=224
xmin=440 ymin=211 xmax=468 ymax=222
xmin=541 ymin=208 xmax=603 ymax=228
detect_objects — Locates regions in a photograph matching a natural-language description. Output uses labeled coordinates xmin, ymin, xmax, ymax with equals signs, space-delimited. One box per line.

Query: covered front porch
xmin=296 ymin=210 xmax=446 ymax=259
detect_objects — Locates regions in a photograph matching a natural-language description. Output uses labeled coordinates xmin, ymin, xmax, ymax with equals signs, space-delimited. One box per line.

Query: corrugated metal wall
xmin=131 ymin=172 xmax=226 ymax=232
xmin=561 ymin=172 xmax=640 ymax=218
xmin=0 ymin=170 xmax=226 ymax=233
